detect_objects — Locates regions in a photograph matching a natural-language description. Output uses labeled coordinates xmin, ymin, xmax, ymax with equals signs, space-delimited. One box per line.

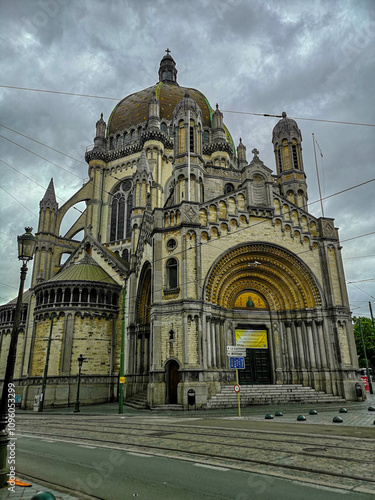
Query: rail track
xmin=15 ymin=414 xmax=375 ymax=494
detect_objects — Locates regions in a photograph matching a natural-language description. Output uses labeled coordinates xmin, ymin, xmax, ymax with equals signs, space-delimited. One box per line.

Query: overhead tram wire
xmin=0 ymin=135 xmax=85 ymax=180
xmin=0 ymin=185 xmax=38 ymax=218
xmin=1 ymin=85 xmax=374 ymax=128
xmin=0 ymin=159 xmax=84 ymax=214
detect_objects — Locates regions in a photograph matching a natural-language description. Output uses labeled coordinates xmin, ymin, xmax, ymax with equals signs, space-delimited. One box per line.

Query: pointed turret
xmin=93 ymin=113 xmax=107 ymax=150
xmin=148 ymin=91 xmax=160 ymax=130
xmin=237 ymin=138 xmax=247 ymax=167
xmin=40 ymin=178 xmax=58 ymax=211
xmin=212 ymin=103 xmax=225 ymax=142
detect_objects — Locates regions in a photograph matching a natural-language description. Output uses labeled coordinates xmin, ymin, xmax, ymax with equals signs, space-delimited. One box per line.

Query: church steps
xmin=124 ymin=391 xmax=149 ymax=410
xmin=204 ymin=385 xmax=345 ymax=409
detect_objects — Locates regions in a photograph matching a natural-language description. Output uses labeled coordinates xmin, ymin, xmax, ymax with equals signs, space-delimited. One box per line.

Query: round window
xmin=166 ymin=238 xmax=177 ymax=250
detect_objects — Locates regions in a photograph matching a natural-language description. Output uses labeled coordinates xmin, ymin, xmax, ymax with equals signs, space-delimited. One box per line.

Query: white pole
xmin=312 ymin=133 xmax=324 ymax=217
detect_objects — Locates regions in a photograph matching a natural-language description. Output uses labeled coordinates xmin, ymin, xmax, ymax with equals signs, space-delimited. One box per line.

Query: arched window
xmin=109 ymin=136 xmax=114 ymax=149
xmin=190 ymin=127 xmax=194 ymax=152
xmin=224 ymin=183 xmax=234 ymax=194
xmin=130 ymin=129 xmax=135 ymax=142
xmin=124 ymin=132 xmax=129 ymax=145
xmin=161 ymin=122 xmax=167 ymax=134
xmin=166 ymin=258 xmax=178 ymax=289
xmin=169 ymin=124 xmax=173 ymax=137
xmin=122 ymin=248 xmax=129 ymax=261
xmin=110 ymin=180 xmax=133 ymax=242
xmin=203 ymin=130 xmax=209 ymax=143
xmin=116 ymin=135 xmax=122 ymax=148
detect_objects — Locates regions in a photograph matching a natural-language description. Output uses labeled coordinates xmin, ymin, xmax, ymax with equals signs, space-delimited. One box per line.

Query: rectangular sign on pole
xmin=227 ymin=346 xmax=246 ymax=357
xmin=230 ymin=357 xmax=245 ymax=369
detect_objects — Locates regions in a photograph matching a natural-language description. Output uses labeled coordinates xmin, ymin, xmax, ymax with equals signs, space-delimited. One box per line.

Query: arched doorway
xmin=165 ymin=359 xmax=180 ymax=404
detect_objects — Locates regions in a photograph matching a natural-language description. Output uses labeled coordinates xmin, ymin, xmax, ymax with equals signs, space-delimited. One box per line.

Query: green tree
xmin=352 ymin=316 xmax=375 ymax=369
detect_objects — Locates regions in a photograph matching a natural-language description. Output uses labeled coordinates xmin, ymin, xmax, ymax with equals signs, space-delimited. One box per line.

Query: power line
xmin=0 ymin=159 xmax=84 ymax=214
xmin=1 ymin=84 xmax=374 ymax=127
xmin=0 ymin=185 xmax=38 ymax=218
xmin=0 ymin=135 xmax=85 ymax=180
xmin=221 ymin=109 xmax=375 ymax=127
xmin=344 ymin=255 xmax=375 ymax=260
xmin=0 ymin=85 xmax=120 ymax=101
xmin=0 ymin=124 xmax=86 ymax=165
xmin=0 ymin=282 xmax=18 ymax=290
xmin=308 ymin=178 xmax=375 ymax=207
xmin=349 ymin=282 xmax=375 ymax=299
xmin=342 ymin=231 xmax=375 ymax=243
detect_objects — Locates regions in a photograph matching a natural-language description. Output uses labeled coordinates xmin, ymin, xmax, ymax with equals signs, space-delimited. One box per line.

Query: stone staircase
xmin=124 ymin=391 xmax=149 ymax=410
xmin=204 ymin=384 xmax=345 ymax=409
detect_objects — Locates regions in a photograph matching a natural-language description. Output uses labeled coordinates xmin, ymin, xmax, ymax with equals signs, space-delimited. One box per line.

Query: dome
xmin=107 ymin=82 xmax=212 ymax=135
xmin=272 ymin=111 xmax=302 ymax=143
xmin=106 ymin=52 xmax=235 ymax=151
xmin=49 ymin=254 xmax=117 ymax=284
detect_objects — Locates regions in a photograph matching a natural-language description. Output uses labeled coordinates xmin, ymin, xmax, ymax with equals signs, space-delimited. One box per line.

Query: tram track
xmin=15 ymin=416 xmax=375 ymax=491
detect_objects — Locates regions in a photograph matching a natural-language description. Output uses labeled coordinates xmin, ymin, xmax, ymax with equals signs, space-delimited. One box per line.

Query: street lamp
xmin=0 ymin=227 xmax=37 ymax=487
xmin=73 ymin=354 xmax=86 ymax=413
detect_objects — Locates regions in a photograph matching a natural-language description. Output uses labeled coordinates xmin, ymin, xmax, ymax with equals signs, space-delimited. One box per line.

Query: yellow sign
xmin=235 ymin=329 xmax=268 ymax=349
xmin=119 ymin=377 xmax=125 ymax=384
xmin=234 ymin=292 xmax=267 ymax=309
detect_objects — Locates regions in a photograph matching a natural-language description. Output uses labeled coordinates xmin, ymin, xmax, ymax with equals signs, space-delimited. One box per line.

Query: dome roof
xmin=107 ymin=82 xmax=213 ymax=135
xmin=49 ymin=254 xmax=117 ymax=284
xmin=272 ymin=111 xmax=302 ymax=142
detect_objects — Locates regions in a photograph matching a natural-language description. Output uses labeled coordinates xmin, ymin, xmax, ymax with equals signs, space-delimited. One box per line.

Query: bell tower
xmin=272 ymin=112 xmax=308 ymax=208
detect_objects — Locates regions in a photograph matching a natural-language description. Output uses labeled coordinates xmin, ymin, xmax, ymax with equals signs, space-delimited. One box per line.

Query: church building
xmin=0 ymin=52 xmax=360 ymax=409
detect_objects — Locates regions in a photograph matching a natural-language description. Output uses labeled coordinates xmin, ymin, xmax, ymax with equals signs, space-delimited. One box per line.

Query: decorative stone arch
xmin=204 ymin=242 xmax=323 ymax=311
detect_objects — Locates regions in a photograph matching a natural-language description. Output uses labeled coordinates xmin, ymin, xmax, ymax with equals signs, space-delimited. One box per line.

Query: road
xmin=13 ymin=413 xmax=375 ymax=499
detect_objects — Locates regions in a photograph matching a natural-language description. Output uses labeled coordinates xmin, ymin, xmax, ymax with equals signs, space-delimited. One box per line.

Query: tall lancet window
xmin=110 ymin=180 xmax=133 ymax=242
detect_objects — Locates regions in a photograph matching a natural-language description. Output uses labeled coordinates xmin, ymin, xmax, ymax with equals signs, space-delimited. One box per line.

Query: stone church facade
xmin=0 ymin=52 xmax=360 ymax=409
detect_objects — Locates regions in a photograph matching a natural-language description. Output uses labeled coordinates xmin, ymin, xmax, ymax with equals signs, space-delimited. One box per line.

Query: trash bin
xmin=355 ymin=382 xmax=363 ymax=401
xmin=187 ymin=389 xmax=196 ymax=408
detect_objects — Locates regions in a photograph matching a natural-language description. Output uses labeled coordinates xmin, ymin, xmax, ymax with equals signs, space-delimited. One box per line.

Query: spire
xmin=158 ymin=49 xmax=178 ymax=84
xmin=137 ymin=149 xmax=150 ymax=174
xmin=237 ymin=138 xmax=247 ymax=166
xmin=96 ymin=113 xmax=106 ymax=137
xmin=40 ymin=178 xmax=58 ymax=210
xmin=212 ymin=103 xmax=225 ymax=142
xmin=94 ymin=113 xmax=107 ymax=150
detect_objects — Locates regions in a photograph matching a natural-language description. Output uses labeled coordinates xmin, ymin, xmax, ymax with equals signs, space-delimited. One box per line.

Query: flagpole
xmin=312 ymin=133 xmax=325 ymax=217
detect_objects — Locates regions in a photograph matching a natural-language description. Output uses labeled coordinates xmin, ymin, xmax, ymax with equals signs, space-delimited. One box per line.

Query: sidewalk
xmin=0 ymin=478 xmax=80 ymax=500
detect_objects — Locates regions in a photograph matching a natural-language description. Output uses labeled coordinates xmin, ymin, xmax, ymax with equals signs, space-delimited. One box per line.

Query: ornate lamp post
xmin=73 ymin=354 xmax=86 ymax=413
xmin=0 ymin=227 xmax=37 ymax=487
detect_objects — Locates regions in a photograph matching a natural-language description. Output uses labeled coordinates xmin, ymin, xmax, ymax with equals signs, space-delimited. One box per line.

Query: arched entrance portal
xmin=204 ymin=242 xmax=323 ymax=388
xmin=165 ymin=360 xmax=180 ymax=404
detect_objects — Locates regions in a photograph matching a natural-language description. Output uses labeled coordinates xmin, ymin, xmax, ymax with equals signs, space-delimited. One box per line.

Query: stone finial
xmin=252 ymin=148 xmax=259 ymax=158
xmin=282 ymin=111 xmax=287 ymax=118
xmin=96 ymin=113 xmax=106 ymax=138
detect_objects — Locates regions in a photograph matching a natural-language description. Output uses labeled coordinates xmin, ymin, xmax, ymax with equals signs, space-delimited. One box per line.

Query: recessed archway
xmin=205 ymin=242 xmax=322 ymax=311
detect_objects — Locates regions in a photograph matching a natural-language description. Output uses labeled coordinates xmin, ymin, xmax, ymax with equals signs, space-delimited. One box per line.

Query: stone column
xmin=215 ymin=320 xmax=221 ymax=368
xmin=284 ymin=321 xmax=296 ymax=383
xmin=305 ymin=320 xmax=316 ymax=369
xmin=211 ymin=319 xmax=217 ymax=368
xmin=294 ymin=321 xmax=305 ymax=369
xmin=316 ymin=320 xmax=328 ymax=367
xmin=206 ymin=317 xmax=212 ymax=368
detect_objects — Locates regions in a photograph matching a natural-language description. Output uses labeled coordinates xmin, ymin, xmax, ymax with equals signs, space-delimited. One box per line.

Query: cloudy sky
xmin=0 ymin=0 xmax=374 ymax=317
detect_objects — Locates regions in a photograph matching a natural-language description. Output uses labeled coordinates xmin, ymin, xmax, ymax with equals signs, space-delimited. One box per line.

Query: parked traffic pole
xmin=119 ymin=280 xmax=127 ymax=414
xmin=236 ymin=369 xmax=241 ymax=418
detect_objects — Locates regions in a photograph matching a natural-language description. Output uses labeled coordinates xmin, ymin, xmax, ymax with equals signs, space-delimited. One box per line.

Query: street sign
xmin=230 ymin=357 xmax=245 ymax=369
xmin=227 ymin=346 xmax=246 ymax=357
xmin=234 ymin=384 xmax=240 ymax=393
